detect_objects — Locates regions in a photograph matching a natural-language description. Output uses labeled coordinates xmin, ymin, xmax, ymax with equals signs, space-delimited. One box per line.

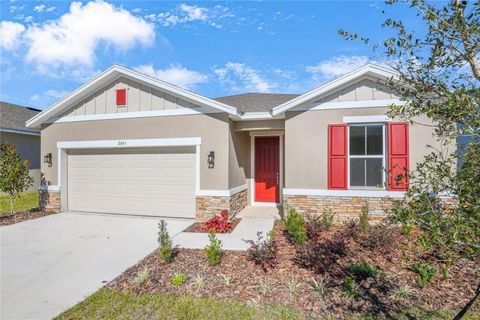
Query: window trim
xmin=347 ymin=123 xmax=386 ymax=189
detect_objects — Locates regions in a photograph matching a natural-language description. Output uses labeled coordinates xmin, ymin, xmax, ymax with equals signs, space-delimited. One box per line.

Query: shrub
xmin=245 ymin=231 xmax=279 ymax=271
xmin=204 ymin=231 xmax=222 ymax=266
xmin=258 ymin=278 xmax=272 ymax=296
xmin=359 ymin=204 xmax=369 ymax=233
xmin=342 ymin=276 xmax=360 ymax=299
xmin=171 ymin=273 xmax=188 ymax=286
xmin=309 ymin=277 xmax=327 ymax=298
xmin=295 ymin=232 xmax=348 ymax=274
xmin=221 ymin=274 xmax=233 ymax=287
xmin=204 ymin=210 xmax=234 ymax=233
xmin=193 ymin=274 xmax=206 ymax=292
xmin=321 ymin=209 xmax=335 ymax=230
xmin=158 ymin=220 xmax=175 ymax=263
xmin=347 ymin=261 xmax=379 ymax=280
xmin=134 ymin=267 xmax=150 ymax=285
xmin=285 ymin=276 xmax=299 ymax=295
xmin=356 ymin=224 xmax=399 ymax=254
xmin=285 ymin=207 xmax=307 ymax=244
xmin=412 ymin=262 xmax=437 ymax=288
xmin=392 ymin=285 xmax=413 ymax=300
xmin=304 ymin=213 xmax=324 ymax=239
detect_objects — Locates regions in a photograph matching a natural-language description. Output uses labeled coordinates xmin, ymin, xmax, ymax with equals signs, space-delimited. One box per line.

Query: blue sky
xmin=0 ymin=1 xmax=420 ymax=110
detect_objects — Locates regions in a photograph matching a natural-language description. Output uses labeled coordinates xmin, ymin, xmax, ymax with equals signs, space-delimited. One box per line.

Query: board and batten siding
xmin=61 ymin=77 xmax=200 ymax=117
xmin=314 ymin=77 xmax=400 ymax=104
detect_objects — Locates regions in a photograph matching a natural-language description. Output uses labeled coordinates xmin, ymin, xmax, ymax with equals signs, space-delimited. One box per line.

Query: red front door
xmin=255 ymin=137 xmax=279 ymax=202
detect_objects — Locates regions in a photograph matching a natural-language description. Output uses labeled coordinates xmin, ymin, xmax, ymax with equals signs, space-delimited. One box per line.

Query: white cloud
xmin=306 ymin=55 xmax=370 ymax=80
xmin=34 ymin=4 xmax=56 ymax=13
xmin=145 ymin=3 xmax=232 ymax=29
xmin=45 ymin=89 xmax=68 ymax=98
xmin=0 ymin=21 xmax=25 ymax=51
xmin=134 ymin=64 xmax=208 ymax=90
xmin=24 ymin=1 xmax=155 ymax=73
xmin=214 ymin=62 xmax=278 ymax=93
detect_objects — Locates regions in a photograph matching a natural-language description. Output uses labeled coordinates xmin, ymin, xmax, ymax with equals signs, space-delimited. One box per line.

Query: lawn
xmin=0 ymin=192 xmax=38 ymax=215
xmin=55 ymin=288 xmax=300 ymax=320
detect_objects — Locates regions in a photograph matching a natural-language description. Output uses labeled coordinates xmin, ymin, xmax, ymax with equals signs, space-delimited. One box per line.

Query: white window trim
xmin=343 ymin=115 xmax=390 ymax=123
xmin=347 ymin=124 xmax=386 ymax=190
xmin=249 ymin=131 xmax=284 ymax=206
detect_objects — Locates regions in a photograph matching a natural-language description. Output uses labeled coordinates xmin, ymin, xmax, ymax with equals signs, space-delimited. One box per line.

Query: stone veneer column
xmin=195 ymin=189 xmax=248 ymax=221
xmin=39 ymin=189 xmax=61 ymax=212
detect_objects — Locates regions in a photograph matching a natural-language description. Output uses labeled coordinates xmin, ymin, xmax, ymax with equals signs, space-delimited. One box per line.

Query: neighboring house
xmin=26 ymin=64 xmax=441 ymax=220
xmin=1 ymin=102 xmax=41 ymax=192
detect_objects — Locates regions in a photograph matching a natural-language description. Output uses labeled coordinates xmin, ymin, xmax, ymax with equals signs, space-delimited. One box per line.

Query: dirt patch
xmin=108 ymin=222 xmax=479 ymax=319
xmin=0 ymin=210 xmax=58 ymax=226
xmin=183 ymin=219 xmax=242 ymax=233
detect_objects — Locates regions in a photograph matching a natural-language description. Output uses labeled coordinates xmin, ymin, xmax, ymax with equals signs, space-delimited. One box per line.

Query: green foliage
xmin=342 ymin=276 xmax=359 ymax=299
xmin=220 ymin=274 xmax=233 ymax=287
xmin=157 ymin=220 xmax=175 ymax=263
xmin=347 ymin=261 xmax=379 ymax=280
xmin=309 ymin=278 xmax=327 ymax=298
xmin=204 ymin=231 xmax=222 ymax=266
xmin=359 ymin=204 xmax=369 ymax=233
xmin=0 ymin=143 xmax=34 ymax=214
xmin=171 ymin=273 xmax=188 ymax=286
xmin=134 ymin=267 xmax=150 ymax=285
xmin=321 ymin=209 xmax=335 ymax=230
xmin=193 ymin=274 xmax=206 ymax=292
xmin=285 ymin=207 xmax=307 ymax=245
xmin=258 ymin=278 xmax=272 ymax=296
xmin=285 ymin=276 xmax=299 ymax=295
xmin=393 ymin=285 xmax=413 ymax=300
xmin=0 ymin=192 xmax=38 ymax=215
xmin=412 ymin=262 xmax=437 ymax=288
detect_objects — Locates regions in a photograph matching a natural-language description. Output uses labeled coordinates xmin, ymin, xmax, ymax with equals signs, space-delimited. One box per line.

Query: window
xmin=349 ymin=124 xmax=385 ymax=188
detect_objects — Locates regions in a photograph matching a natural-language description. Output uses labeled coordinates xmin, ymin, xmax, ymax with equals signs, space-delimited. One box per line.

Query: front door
xmin=255 ymin=136 xmax=279 ymax=202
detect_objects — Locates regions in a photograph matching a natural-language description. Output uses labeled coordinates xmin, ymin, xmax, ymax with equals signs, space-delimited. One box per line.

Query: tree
xmin=0 ymin=143 xmax=34 ymax=214
xmin=339 ymin=0 xmax=479 ymax=317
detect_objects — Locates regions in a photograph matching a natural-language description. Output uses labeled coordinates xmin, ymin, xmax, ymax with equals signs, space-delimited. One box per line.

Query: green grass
xmin=0 ymin=192 xmax=39 ymax=215
xmin=55 ymin=289 xmax=301 ymax=320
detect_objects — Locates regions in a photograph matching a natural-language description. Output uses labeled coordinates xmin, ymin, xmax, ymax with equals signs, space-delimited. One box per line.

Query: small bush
xmin=309 ymin=277 xmax=327 ymax=298
xmin=285 ymin=275 xmax=299 ymax=295
xmin=347 ymin=261 xmax=379 ymax=280
xmin=158 ymin=220 xmax=175 ymax=263
xmin=204 ymin=210 xmax=234 ymax=233
xmin=412 ymin=262 xmax=437 ymax=288
xmin=295 ymin=232 xmax=348 ymax=274
xmin=171 ymin=273 xmax=188 ymax=286
xmin=321 ymin=209 xmax=335 ymax=230
xmin=134 ymin=267 xmax=150 ymax=285
xmin=204 ymin=231 xmax=222 ymax=266
xmin=356 ymin=224 xmax=399 ymax=254
xmin=258 ymin=278 xmax=273 ymax=296
xmin=342 ymin=276 xmax=360 ymax=299
xmin=392 ymin=285 xmax=413 ymax=300
xmin=245 ymin=231 xmax=279 ymax=271
xmin=285 ymin=207 xmax=307 ymax=244
xmin=304 ymin=214 xmax=324 ymax=239
xmin=193 ymin=274 xmax=206 ymax=292
xmin=359 ymin=204 xmax=369 ymax=233
xmin=221 ymin=274 xmax=233 ymax=287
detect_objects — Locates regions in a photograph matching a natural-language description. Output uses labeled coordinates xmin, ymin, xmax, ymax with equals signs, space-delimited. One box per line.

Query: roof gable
xmin=272 ymin=64 xmax=399 ymax=116
xmin=26 ymin=65 xmax=238 ymax=128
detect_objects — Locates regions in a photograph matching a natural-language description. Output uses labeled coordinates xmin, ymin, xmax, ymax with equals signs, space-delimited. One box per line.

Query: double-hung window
xmin=349 ymin=124 xmax=385 ymax=188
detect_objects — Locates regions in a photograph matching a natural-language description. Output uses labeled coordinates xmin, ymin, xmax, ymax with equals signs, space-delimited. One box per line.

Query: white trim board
xmin=283 ymin=188 xmax=405 ymax=198
xmin=0 ymin=128 xmax=41 ymax=136
xmin=343 ymin=115 xmax=390 ymax=123
xmin=196 ymin=184 xmax=247 ymax=197
xmin=38 ymin=184 xmax=60 ymax=191
xmin=57 ymin=137 xmax=201 ymax=149
xmin=294 ymin=99 xmax=405 ymax=112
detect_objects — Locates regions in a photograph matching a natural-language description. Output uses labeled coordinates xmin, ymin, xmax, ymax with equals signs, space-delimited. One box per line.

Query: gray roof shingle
xmin=0 ymin=101 xmax=41 ymax=133
xmin=214 ymin=93 xmax=300 ymax=113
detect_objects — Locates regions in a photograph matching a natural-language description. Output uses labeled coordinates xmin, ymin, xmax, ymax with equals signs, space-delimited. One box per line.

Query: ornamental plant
xmin=204 ymin=210 xmax=234 ymax=233
xmin=158 ymin=220 xmax=176 ymax=263
xmin=204 ymin=231 xmax=222 ymax=266
xmin=284 ymin=207 xmax=307 ymax=245
xmin=0 ymin=143 xmax=34 ymax=214
xmin=245 ymin=231 xmax=279 ymax=272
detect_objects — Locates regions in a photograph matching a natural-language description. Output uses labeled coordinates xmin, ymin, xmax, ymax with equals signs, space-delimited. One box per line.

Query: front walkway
xmin=172 ymin=206 xmax=280 ymax=250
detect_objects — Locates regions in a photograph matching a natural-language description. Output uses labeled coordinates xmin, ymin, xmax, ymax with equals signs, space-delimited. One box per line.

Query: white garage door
xmin=67 ymin=147 xmax=195 ymax=218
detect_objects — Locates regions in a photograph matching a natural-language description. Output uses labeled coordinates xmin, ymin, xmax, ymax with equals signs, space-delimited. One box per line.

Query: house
xmin=26 ymin=64 xmax=440 ymax=220
xmin=1 ymin=102 xmax=41 ymax=192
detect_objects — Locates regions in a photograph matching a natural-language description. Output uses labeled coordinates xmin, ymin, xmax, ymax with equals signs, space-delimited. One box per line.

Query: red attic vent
xmin=116 ymin=88 xmax=126 ymax=106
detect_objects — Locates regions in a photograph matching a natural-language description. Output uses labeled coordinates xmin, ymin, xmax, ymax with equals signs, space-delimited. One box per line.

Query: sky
xmin=0 ymin=0 xmax=422 ymax=110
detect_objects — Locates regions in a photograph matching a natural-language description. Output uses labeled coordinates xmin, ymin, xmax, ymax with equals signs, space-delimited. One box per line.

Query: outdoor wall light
xmin=44 ymin=153 xmax=52 ymax=167
xmin=207 ymin=151 xmax=215 ymax=168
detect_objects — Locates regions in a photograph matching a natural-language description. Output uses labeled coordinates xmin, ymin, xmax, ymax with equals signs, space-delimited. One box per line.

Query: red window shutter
xmin=116 ymin=89 xmax=126 ymax=106
xmin=328 ymin=124 xmax=348 ymax=190
xmin=388 ymin=122 xmax=409 ymax=190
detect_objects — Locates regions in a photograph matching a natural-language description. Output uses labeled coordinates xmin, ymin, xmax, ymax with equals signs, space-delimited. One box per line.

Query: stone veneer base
xmin=39 ymin=190 xmax=61 ymax=212
xmin=196 ymin=189 xmax=248 ymax=221
xmin=283 ymin=194 xmax=395 ymax=222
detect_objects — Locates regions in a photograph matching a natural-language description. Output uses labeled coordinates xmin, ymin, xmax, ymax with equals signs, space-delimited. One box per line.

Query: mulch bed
xmin=109 ymin=222 xmax=480 ymax=319
xmin=183 ymin=218 xmax=242 ymax=233
xmin=0 ymin=210 xmax=57 ymax=226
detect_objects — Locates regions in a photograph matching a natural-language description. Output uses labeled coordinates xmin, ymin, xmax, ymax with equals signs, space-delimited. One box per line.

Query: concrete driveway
xmin=1 ymin=212 xmax=191 ymax=320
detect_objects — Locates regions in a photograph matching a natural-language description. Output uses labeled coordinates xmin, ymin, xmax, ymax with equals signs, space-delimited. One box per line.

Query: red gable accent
xmin=328 ymin=124 xmax=348 ymax=190
xmin=388 ymin=122 xmax=409 ymax=190
xmin=116 ymin=89 xmax=126 ymax=106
